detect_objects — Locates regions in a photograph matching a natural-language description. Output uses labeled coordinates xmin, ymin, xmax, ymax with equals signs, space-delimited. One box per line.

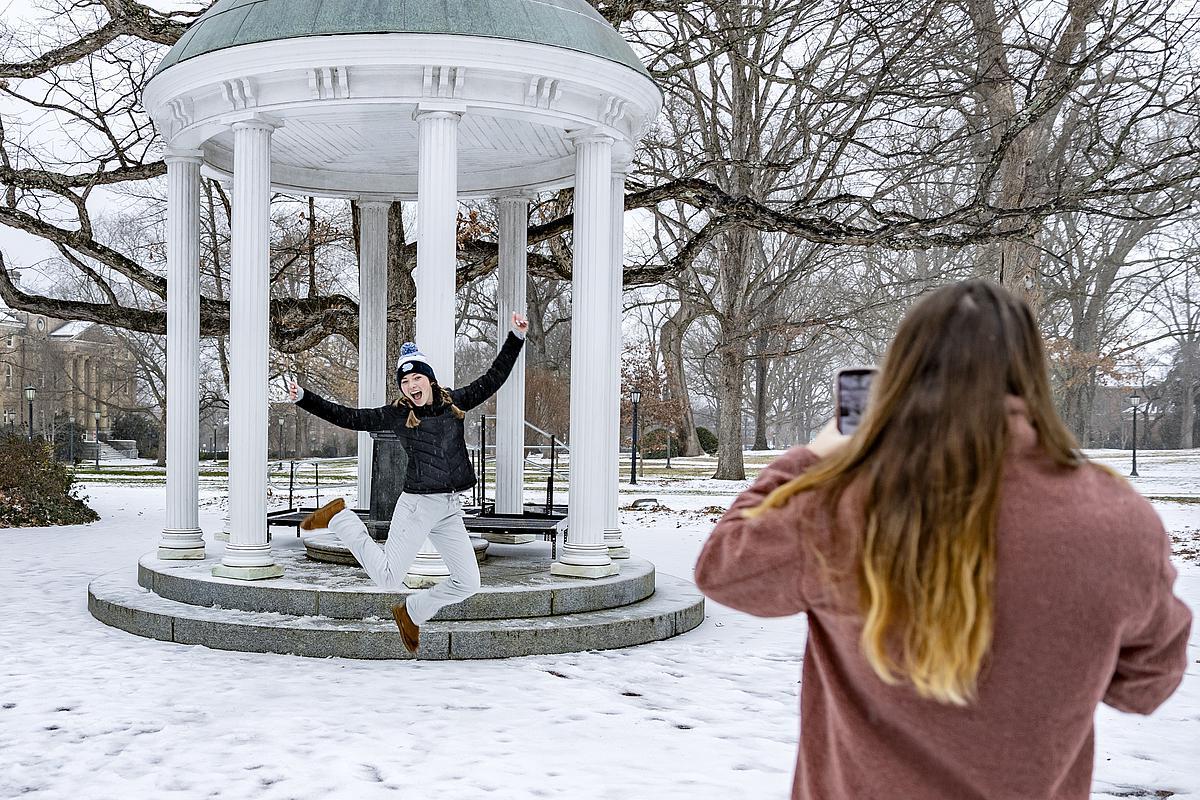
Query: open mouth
xmin=410 ymin=389 xmax=424 ymax=404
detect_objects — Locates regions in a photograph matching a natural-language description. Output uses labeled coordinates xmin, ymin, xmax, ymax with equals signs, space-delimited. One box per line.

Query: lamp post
xmin=23 ymin=385 xmax=35 ymax=440
xmin=665 ymin=430 xmax=672 ymax=470
xmin=94 ymin=410 xmax=101 ymax=470
xmin=68 ymin=415 xmax=75 ymax=464
xmin=630 ymin=388 xmax=641 ymax=485
xmin=278 ymin=416 xmax=286 ymax=460
xmin=1129 ymin=393 xmax=1141 ymax=477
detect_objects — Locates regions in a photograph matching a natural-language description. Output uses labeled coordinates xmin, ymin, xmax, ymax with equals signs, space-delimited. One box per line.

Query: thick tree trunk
xmin=386 ymin=201 xmax=416 ymax=371
xmin=998 ymin=234 xmax=1044 ymax=311
xmin=1061 ymin=364 xmax=1097 ymax=445
xmin=713 ymin=341 xmax=746 ymax=480
xmin=1181 ymin=340 xmax=1197 ymax=449
xmin=753 ymin=329 xmax=770 ymax=450
xmin=156 ymin=412 xmax=167 ymax=468
xmin=659 ymin=297 xmax=703 ymax=456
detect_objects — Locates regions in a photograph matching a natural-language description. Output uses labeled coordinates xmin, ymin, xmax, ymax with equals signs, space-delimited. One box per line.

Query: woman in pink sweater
xmin=695 ymin=280 xmax=1191 ymax=800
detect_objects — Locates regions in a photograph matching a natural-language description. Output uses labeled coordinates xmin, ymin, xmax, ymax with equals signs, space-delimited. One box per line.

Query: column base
xmin=607 ymin=546 xmax=631 ymax=559
xmin=212 ymin=531 xmax=230 ymax=543
xmin=404 ymin=572 xmax=448 ymax=589
xmin=550 ymin=561 xmax=620 ymax=579
xmin=158 ymin=546 xmax=206 ymax=560
xmin=211 ymin=563 xmax=284 ymax=581
xmin=158 ymin=528 xmax=205 ymax=559
xmin=483 ymin=533 xmax=537 ymax=545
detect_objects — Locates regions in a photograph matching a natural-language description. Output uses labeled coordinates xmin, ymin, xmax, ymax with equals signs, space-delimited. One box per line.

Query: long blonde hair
xmin=745 ymin=280 xmax=1082 ymax=705
xmin=394 ymin=383 xmax=464 ymax=428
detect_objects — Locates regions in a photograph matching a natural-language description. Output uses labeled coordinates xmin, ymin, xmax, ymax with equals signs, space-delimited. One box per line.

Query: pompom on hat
xmin=396 ymin=342 xmax=437 ymax=383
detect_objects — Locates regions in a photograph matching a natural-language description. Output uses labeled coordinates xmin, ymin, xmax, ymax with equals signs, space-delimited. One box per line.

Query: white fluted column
xmin=553 ymin=133 xmax=619 ymax=579
xmin=406 ymin=108 xmax=461 ymax=586
xmin=215 ymin=118 xmax=283 ymax=581
xmin=357 ymin=199 xmax=389 ymax=508
xmin=485 ymin=195 xmax=533 ymax=543
xmin=413 ymin=109 xmax=459 ymax=385
xmin=605 ymin=169 xmax=630 ymax=558
xmin=159 ymin=149 xmax=205 ymax=560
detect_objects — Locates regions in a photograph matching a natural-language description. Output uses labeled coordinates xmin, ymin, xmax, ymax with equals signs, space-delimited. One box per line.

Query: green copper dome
xmin=155 ymin=0 xmax=649 ymax=77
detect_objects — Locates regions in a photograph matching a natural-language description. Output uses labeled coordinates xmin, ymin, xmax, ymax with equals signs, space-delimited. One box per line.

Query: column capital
xmin=356 ymin=196 xmax=395 ymax=209
xmin=414 ymin=103 xmax=466 ymax=120
xmin=611 ymin=160 xmax=635 ymax=178
xmin=229 ymin=113 xmax=283 ymax=132
xmin=566 ymin=129 xmax=616 ymax=147
xmin=497 ymin=192 xmax=536 ymax=207
xmin=164 ymin=148 xmax=204 ymax=165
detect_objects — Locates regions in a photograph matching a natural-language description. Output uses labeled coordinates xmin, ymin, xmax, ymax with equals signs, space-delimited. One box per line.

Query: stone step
xmin=136 ymin=548 xmax=657 ymax=621
xmin=88 ymin=570 xmax=705 ymax=660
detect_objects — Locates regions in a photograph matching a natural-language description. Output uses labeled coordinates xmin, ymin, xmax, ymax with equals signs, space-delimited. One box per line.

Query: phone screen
xmin=836 ymin=368 xmax=877 ymax=435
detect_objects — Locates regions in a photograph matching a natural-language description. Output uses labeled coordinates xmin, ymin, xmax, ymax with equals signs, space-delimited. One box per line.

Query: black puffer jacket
xmin=296 ymin=333 xmax=524 ymax=494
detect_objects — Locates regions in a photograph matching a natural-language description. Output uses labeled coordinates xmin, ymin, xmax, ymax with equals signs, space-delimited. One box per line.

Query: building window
xmin=4 ymin=364 xmax=10 ymax=389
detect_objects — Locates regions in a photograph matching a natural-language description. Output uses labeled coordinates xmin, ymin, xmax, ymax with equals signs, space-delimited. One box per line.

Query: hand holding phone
xmin=835 ymin=366 xmax=878 ymax=435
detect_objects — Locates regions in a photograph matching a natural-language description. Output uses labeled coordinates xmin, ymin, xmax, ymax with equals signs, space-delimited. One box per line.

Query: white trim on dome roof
xmin=144 ymin=34 xmax=660 ymax=199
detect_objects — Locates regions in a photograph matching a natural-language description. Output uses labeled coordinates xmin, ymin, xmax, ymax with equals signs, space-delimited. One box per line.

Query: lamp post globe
xmin=23 ymin=385 xmax=35 ymax=440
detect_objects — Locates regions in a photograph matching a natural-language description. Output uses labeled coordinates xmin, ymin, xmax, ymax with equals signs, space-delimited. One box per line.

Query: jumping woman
xmin=286 ymin=313 xmax=528 ymax=653
xmin=695 ymin=280 xmax=1190 ymax=800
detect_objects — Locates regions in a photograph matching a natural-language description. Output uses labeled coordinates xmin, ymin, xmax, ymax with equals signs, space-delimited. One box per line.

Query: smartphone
xmin=834 ymin=366 xmax=878 ymax=435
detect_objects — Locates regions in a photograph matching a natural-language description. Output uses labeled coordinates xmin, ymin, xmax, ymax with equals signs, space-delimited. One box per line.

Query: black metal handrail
xmin=472 ymin=416 xmax=564 ymax=515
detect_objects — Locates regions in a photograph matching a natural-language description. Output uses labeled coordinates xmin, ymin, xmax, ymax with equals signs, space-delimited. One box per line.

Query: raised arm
xmin=294 ymin=388 xmax=399 ymax=432
xmin=694 ymin=445 xmax=826 ymax=617
xmin=451 ymin=331 xmax=525 ymax=412
xmin=1103 ymin=528 xmax=1192 ymax=714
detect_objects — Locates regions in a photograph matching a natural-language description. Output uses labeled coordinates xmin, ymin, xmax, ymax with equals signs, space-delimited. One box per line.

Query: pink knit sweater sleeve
xmin=1103 ymin=526 xmax=1193 ymax=714
xmin=694 ymin=446 xmax=824 ymax=617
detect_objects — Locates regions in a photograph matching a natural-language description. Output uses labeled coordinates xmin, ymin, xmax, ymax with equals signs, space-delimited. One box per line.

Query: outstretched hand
xmin=808 ymin=419 xmax=850 ymax=459
xmin=511 ymin=312 xmax=529 ymax=337
xmin=282 ymin=375 xmax=301 ymax=402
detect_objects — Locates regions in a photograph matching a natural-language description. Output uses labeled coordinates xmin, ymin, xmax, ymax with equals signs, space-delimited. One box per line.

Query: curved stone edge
xmin=137 ymin=553 xmax=656 ymax=621
xmin=89 ymin=571 xmax=704 ymax=661
xmin=304 ymin=533 xmax=488 ymax=566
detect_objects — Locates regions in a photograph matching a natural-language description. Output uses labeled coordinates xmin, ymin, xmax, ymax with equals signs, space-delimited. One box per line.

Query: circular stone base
xmin=303 ymin=532 xmax=488 ymax=566
xmin=89 ymin=544 xmax=704 ymax=660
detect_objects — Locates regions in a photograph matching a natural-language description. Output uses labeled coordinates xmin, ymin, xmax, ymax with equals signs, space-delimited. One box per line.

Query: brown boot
xmin=299 ymin=497 xmax=346 ymax=531
xmin=391 ymin=602 xmax=420 ymax=654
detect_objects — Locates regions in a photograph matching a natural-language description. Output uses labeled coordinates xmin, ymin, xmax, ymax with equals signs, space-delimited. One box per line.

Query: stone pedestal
xmin=367 ymin=436 xmax=408 ymax=540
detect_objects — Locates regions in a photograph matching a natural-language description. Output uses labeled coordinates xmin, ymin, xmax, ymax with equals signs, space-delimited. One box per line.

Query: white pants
xmin=327 ymin=492 xmax=481 ymax=625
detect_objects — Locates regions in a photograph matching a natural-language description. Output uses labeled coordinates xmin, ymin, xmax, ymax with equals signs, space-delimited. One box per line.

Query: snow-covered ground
xmin=1 ymin=450 xmax=1197 ymax=800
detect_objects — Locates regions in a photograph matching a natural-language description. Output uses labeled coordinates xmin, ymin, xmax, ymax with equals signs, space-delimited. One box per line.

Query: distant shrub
xmin=0 ymin=433 xmax=99 ymax=527
xmin=53 ymin=419 xmax=87 ymax=463
xmin=696 ymin=426 xmax=718 ymax=455
xmin=111 ymin=412 xmax=159 ymax=459
xmin=641 ymin=428 xmax=680 ymax=460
